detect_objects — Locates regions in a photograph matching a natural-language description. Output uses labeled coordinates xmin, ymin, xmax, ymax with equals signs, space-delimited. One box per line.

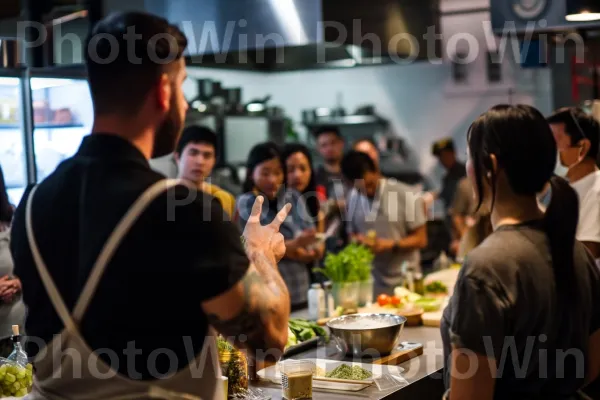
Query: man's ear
xmin=173 ymin=152 xmax=180 ymax=164
xmin=579 ymin=138 xmax=591 ymax=159
xmin=156 ymin=73 xmax=172 ymax=112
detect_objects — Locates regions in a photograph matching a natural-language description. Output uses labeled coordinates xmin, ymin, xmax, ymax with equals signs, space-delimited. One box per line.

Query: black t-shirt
xmin=11 ymin=134 xmax=249 ymax=380
xmin=441 ymin=221 xmax=600 ymax=398
xmin=315 ymin=165 xmax=346 ymax=200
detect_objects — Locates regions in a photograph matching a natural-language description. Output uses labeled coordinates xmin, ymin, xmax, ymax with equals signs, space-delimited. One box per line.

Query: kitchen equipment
xmin=245 ymin=96 xmax=271 ymax=115
xmin=197 ymin=79 xmax=218 ymax=101
xmin=258 ymin=359 xmax=405 ymax=393
xmin=317 ymin=305 xmax=423 ymax=327
xmin=326 ymin=314 xmax=407 ymax=357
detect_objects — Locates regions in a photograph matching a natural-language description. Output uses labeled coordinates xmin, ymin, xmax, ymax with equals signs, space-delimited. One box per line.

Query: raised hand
xmin=243 ymin=196 xmax=292 ymax=265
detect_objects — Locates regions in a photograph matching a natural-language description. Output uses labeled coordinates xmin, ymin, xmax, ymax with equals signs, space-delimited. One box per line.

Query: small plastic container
xmin=279 ymin=360 xmax=315 ymax=400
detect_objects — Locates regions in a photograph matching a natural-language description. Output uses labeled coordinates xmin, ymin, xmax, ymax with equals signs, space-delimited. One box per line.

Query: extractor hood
xmin=0 ymin=0 xmax=440 ymax=71
xmin=176 ymin=0 xmax=441 ymax=72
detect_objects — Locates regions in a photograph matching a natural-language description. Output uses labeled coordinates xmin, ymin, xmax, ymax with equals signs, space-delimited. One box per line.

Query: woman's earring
xmin=486 ymin=172 xmax=492 ymax=179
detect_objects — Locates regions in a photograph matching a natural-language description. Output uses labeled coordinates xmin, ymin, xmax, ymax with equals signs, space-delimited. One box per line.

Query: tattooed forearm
xmin=207 ymin=263 xmax=290 ymax=358
xmin=249 ymin=251 xmax=288 ymax=298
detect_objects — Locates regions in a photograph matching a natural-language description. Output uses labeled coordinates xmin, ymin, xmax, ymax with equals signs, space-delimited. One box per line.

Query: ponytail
xmin=544 ymin=176 xmax=581 ymax=337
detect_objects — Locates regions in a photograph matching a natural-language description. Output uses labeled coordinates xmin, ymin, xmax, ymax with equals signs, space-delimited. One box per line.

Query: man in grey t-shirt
xmin=342 ymin=151 xmax=428 ymax=296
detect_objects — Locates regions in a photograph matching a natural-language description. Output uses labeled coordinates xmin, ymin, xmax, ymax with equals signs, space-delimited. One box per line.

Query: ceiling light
xmin=566 ymin=0 xmax=600 ymax=21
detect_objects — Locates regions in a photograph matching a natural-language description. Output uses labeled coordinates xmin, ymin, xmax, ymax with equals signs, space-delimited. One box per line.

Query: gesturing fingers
xmin=248 ymin=196 xmax=264 ymax=223
xmin=269 ymin=203 xmax=292 ymax=231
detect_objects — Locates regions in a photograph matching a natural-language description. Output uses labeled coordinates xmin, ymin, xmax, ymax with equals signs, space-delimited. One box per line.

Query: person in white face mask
xmin=547 ymin=107 xmax=600 ymax=262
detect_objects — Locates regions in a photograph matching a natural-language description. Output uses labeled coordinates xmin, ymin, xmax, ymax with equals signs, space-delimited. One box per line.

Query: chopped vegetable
xmin=377 ymin=294 xmax=390 ymax=307
xmin=325 ymin=365 xmax=372 ymax=381
xmin=414 ymin=297 xmax=443 ymax=312
xmin=286 ymin=319 xmax=329 ymax=349
xmin=286 ymin=327 xmax=298 ymax=348
xmin=390 ymin=296 xmax=401 ymax=306
xmin=425 ymin=281 xmax=448 ymax=294
xmin=394 ymin=287 xmax=422 ymax=303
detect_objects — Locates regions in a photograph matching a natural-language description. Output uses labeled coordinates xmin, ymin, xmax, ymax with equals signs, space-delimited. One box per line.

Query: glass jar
xmin=280 ymin=360 xmax=315 ymax=400
xmin=218 ymin=348 xmax=248 ymax=397
xmin=331 ymin=281 xmax=360 ymax=310
xmin=358 ymin=278 xmax=374 ymax=307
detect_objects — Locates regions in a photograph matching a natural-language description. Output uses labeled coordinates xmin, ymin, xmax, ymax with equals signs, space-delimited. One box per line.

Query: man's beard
xmin=152 ymin=97 xmax=183 ymax=159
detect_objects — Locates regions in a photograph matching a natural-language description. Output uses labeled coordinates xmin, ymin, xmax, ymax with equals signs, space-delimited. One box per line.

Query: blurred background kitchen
xmin=1 ymin=0 xmax=600 ymax=271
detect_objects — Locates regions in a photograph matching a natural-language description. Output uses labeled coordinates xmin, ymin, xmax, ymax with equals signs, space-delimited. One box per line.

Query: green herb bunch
xmin=314 ymin=244 xmax=373 ymax=283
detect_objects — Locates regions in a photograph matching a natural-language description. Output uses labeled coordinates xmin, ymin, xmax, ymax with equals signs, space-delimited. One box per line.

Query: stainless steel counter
xmin=250 ymin=311 xmax=446 ymax=400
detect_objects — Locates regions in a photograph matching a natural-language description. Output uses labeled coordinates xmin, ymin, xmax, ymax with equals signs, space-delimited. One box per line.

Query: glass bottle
xmin=7 ymin=325 xmax=27 ymax=367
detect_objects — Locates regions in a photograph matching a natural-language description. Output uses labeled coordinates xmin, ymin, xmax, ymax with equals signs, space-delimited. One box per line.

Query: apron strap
xmin=72 ymin=179 xmax=185 ymax=321
xmin=26 ymin=185 xmax=78 ymax=334
xmin=26 ymin=179 xmax=189 ymax=330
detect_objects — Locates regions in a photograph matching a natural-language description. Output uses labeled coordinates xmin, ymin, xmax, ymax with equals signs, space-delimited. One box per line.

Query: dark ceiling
xmin=0 ymin=0 xmax=20 ymax=19
xmin=0 ymin=0 xmax=81 ymax=21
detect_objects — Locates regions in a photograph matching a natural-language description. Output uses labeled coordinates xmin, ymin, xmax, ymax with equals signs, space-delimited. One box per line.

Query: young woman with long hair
xmin=237 ymin=143 xmax=320 ymax=310
xmin=441 ymin=105 xmax=600 ymax=399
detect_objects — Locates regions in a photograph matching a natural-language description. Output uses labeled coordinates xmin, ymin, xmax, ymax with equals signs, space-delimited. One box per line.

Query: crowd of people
xmin=0 ymin=10 xmax=598 ymax=400
xmin=169 ymin=124 xmax=432 ymax=309
xmin=166 ymin=102 xmax=600 ymax=321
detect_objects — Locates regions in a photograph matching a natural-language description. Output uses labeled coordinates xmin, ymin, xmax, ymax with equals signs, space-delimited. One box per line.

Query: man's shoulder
xmin=382 ymin=178 xmax=423 ymax=201
xmin=590 ymin=170 xmax=600 ymax=193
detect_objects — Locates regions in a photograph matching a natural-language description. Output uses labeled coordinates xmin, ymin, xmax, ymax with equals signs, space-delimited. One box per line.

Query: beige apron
xmin=22 ymin=180 xmax=225 ymax=400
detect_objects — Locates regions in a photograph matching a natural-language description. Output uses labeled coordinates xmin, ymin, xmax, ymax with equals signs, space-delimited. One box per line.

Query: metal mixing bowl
xmin=326 ymin=313 xmax=407 ymax=357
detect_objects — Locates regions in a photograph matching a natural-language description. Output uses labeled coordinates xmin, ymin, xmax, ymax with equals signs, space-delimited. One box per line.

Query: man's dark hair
xmin=431 ymin=137 xmax=456 ymax=157
xmin=341 ymin=150 xmax=377 ymax=181
xmin=547 ymin=107 xmax=600 ymax=161
xmin=176 ymin=126 xmax=218 ymax=155
xmin=85 ymin=12 xmax=188 ymax=115
xmin=313 ymin=126 xmax=342 ymax=140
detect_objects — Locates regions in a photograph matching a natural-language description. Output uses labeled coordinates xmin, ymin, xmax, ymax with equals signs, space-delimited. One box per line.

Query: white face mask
xmin=554 ymin=151 xmax=569 ymax=178
xmin=555 ymin=146 xmax=586 ymax=179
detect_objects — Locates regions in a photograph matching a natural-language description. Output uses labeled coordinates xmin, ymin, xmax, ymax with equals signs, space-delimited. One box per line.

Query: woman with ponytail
xmin=441 ymin=105 xmax=600 ymax=399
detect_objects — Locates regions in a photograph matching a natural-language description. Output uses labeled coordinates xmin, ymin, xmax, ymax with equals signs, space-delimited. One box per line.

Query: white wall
xmin=184 ymin=0 xmax=554 ymax=178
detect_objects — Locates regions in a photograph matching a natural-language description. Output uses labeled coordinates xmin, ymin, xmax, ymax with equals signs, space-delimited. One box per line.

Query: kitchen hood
xmin=176 ymin=0 xmax=441 ymax=72
xmin=0 ymin=0 xmax=440 ymax=71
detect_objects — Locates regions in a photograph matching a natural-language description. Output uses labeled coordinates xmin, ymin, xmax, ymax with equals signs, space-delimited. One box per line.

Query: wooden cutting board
xmin=421 ymin=310 xmax=444 ymax=327
xmin=348 ymin=342 xmax=424 ymax=365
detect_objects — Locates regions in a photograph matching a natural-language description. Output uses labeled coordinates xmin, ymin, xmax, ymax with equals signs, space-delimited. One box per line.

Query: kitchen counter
xmin=250 ymin=311 xmax=446 ymax=400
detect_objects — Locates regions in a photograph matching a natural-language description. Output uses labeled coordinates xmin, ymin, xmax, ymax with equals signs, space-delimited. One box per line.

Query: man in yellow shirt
xmin=174 ymin=126 xmax=236 ymax=218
